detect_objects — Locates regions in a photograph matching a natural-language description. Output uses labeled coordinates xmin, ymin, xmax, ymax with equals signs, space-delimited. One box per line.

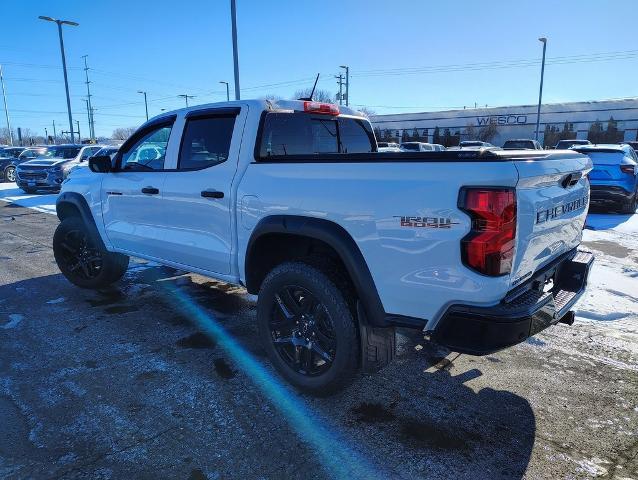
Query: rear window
xmin=401 ymin=143 xmax=419 ymax=151
xmin=503 ymin=141 xmax=534 ymax=149
xmin=577 ymin=151 xmax=626 ymax=165
xmin=258 ymin=113 xmax=375 ymax=158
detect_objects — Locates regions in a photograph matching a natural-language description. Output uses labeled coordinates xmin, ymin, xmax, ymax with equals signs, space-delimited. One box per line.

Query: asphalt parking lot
xmin=1 ymin=196 xmax=637 ymax=480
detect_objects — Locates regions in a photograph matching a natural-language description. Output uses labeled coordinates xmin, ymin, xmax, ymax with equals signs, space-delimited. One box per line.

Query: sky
xmin=1 ymin=0 xmax=637 ymax=139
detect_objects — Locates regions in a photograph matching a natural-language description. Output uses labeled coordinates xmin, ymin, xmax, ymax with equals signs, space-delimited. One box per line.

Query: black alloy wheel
xmin=269 ymin=285 xmax=336 ymax=377
xmin=56 ymin=228 xmax=104 ymax=281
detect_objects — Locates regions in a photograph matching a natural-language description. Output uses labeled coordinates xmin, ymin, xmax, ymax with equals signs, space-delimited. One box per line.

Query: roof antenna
xmin=298 ymin=73 xmax=320 ymax=101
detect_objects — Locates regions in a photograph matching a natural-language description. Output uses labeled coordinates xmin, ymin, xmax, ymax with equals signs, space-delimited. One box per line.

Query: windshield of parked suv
xmin=95 ymin=147 xmax=119 ymax=158
xmin=18 ymin=148 xmax=45 ymax=160
xmin=41 ymin=146 xmax=81 ymax=159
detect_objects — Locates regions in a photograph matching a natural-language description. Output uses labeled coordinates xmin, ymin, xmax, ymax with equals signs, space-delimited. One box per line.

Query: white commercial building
xmin=369 ymin=97 xmax=638 ymax=147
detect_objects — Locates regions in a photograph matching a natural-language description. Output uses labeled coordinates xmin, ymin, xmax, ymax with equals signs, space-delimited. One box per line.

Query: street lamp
xmin=178 ymin=94 xmax=195 ymax=107
xmin=230 ymin=0 xmax=240 ymax=100
xmin=0 ymin=65 xmax=13 ymax=145
xmin=38 ymin=16 xmax=78 ymax=144
xmin=137 ymin=90 xmax=149 ymax=121
xmin=535 ymin=37 xmax=547 ymax=141
xmin=339 ymin=65 xmax=349 ymax=106
xmin=219 ymin=81 xmax=230 ymax=102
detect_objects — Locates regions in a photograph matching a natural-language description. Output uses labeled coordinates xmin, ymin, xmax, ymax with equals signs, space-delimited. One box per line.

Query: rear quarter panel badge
xmin=394 ymin=216 xmax=459 ymax=228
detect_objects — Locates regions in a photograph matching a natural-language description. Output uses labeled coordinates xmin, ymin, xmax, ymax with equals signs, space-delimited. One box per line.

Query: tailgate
xmin=510 ymin=151 xmax=592 ymax=287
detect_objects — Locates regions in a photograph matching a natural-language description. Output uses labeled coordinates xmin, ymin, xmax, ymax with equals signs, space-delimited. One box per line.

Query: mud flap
xmin=358 ymin=302 xmax=396 ymax=373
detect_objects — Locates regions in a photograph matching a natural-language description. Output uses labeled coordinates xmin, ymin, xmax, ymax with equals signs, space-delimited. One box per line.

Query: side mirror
xmin=88 ymin=155 xmax=112 ymax=173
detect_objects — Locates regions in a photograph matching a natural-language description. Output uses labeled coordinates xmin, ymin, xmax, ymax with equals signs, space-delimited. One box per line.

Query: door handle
xmin=141 ymin=186 xmax=160 ymax=195
xmin=201 ymin=189 xmax=224 ymax=199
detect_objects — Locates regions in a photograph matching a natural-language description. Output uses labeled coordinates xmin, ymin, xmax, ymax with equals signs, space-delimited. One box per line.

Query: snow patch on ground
xmin=0 ymin=183 xmax=57 ymax=214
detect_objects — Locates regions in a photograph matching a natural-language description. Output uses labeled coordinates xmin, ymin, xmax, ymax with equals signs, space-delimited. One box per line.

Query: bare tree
xmin=292 ymin=88 xmax=334 ymax=103
xmin=357 ymin=106 xmax=376 ymax=118
xmin=464 ymin=123 xmax=478 ymax=141
xmin=112 ymin=127 xmax=138 ymax=141
xmin=0 ymin=127 xmax=15 ymax=145
xmin=478 ymin=122 xmax=499 ymax=142
xmin=260 ymin=93 xmax=283 ymax=102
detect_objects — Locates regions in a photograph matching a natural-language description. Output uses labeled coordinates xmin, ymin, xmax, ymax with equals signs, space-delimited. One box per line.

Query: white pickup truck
xmin=53 ymin=99 xmax=594 ymax=393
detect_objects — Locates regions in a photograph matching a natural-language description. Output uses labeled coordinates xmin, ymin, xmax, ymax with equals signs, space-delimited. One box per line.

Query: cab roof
xmin=146 ymin=99 xmax=365 ymax=126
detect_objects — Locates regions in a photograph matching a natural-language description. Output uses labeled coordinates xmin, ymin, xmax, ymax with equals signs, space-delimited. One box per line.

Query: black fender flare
xmin=245 ymin=215 xmax=387 ymax=327
xmin=56 ymin=192 xmax=106 ymax=250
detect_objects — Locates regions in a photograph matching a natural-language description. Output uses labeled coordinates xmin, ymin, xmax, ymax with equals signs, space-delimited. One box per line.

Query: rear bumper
xmin=431 ymin=248 xmax=594 ymax=355
xmin=589 ymin=185 xmax=633 ymax=204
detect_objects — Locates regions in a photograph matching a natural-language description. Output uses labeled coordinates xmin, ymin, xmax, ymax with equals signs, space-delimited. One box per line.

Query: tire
xmin=620 ymin=192 xmax=637 ymax=214
xmin=53 ymin=216 xmax=129 ymax=289
xmin=257 ymin=261 xmax=359 ymax=395
xmin=4 ymin=166 xmax=16 ymax=183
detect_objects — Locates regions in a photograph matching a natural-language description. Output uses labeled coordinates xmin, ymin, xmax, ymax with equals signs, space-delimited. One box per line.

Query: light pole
xmin=339 ymin=65 xmax=349 ymax=106
xmin=335 ymin=74 xmax=344 ymax=106
xmin=220 ymin=81 xmax=230 ymax=102
xmin=39 ymin=16 xmax=78 ymax=143
xmin=83 ymin=99 xmax=92 ymax=142
xmin=81 ymin=55 xmax=95 ymax=140
xmin=76 ymin=120 xmax=81 ymax=142
xmin=230 ymin=0 xmax=241 ymax=100
xmin=0 ymin=64 xmax=13 ymax=145
xmin=52 ymin=120 xmax=57 ymax=144
xmin=535 ymin=37 xmax=547 ymax=141
xmin=137 ymin=90 xmax=148 ymax=121
xmin=178 ymin=94 xmax=195 ymax=107
xmin=45 ymin=127 xmax=48 ymax=144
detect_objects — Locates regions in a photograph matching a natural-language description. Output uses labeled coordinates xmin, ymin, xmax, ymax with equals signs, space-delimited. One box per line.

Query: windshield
xmin=41 ymin=146 xmax=81 ymax=159
xmin=95 ymin=147 xmax=119 ymax=158
xmin=18 ymin=149 xmax=45 ymax=159
xmin=460 ymin=141 xmax=484 ymax=147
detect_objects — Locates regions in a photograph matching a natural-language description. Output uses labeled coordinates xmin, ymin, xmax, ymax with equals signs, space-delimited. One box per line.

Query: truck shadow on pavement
xmin=0 ymin=261 xmax=535 ymax=479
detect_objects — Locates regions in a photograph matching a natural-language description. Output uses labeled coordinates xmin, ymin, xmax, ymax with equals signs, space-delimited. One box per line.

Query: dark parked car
xmin=0 ymin=147 xmax=27 ymax=182
xmin=15 ymin=144 xmax=89 ymax=193
xmin=502 ymin=139 xmax=543 ymax=150
xmin=555 ymin=139 xmax=591 ymax=149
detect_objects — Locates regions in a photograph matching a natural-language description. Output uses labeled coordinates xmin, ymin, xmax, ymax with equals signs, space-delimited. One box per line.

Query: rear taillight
xmin=303 ymin=101 xmax=339 ymax=115
xmin=459 ymin=188 xmax=517 ymax=276
xmin=620 ymin=164 xmax=636 ymax=175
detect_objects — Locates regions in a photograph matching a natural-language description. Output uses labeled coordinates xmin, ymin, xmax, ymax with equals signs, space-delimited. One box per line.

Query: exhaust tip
xmin=558 ymin=310 xmax=576 ymax=326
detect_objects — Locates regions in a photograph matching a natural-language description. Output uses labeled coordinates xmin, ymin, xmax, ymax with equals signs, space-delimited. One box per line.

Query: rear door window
xmin=178 ymin=115 xmax=236 ymax=170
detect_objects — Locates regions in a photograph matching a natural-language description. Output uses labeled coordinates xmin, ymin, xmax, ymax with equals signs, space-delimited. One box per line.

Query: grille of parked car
xmin=18 ymin=171 xmax=48 ymax=180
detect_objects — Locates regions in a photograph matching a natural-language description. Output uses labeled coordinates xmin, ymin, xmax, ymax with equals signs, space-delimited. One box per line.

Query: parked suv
xmin=555 ymin=139 xmax=591 ymax=149
xmin=572 ymin=144 xmax=638 ymax=213
xmin=0 ymin=147 xmax=27 ymax=182
xmin=53 ymin=99 xmax=593 ymax=393
xmin=16 ymin=144 xmax=102 ymax=193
